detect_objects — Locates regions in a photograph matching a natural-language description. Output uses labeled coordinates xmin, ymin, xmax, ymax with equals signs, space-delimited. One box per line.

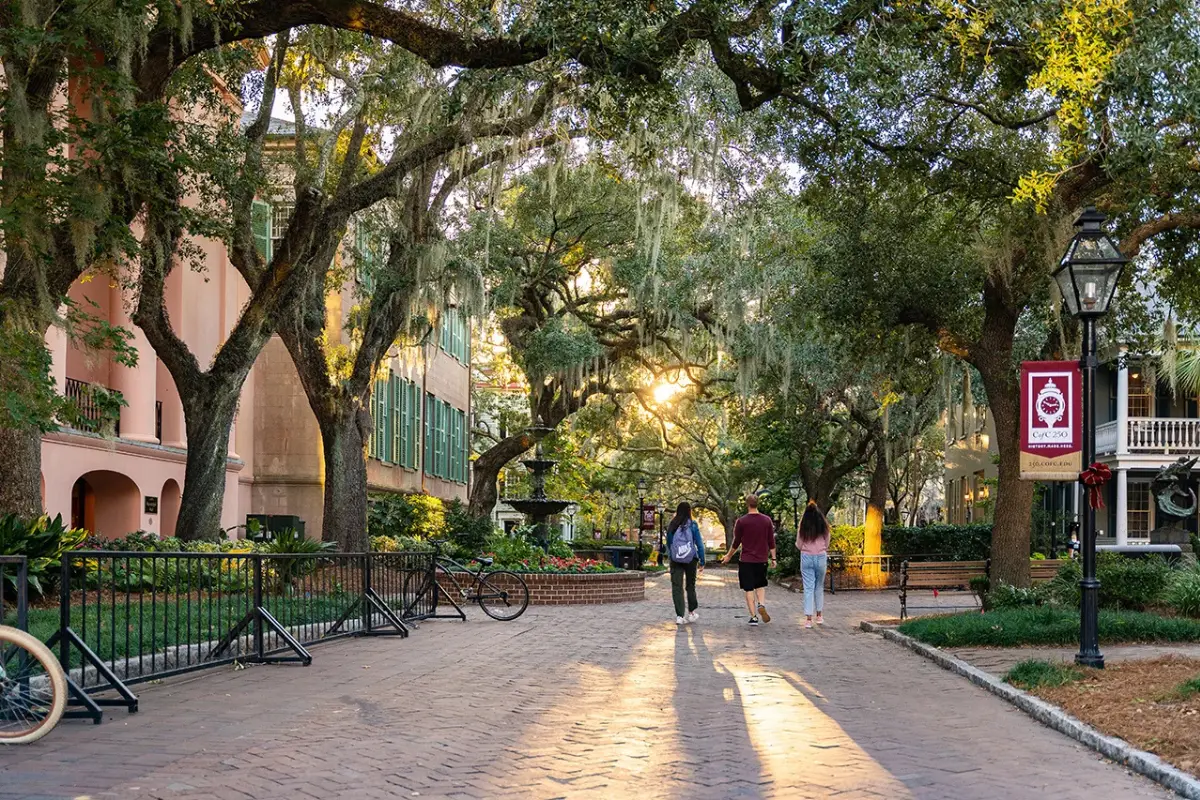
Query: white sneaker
xmin=676 ymin=616 xmax=686 ymax=625
xmin=687 ymin=611 xmax=699 ymax=623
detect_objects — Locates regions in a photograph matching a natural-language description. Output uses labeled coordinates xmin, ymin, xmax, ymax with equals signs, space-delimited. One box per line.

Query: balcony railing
xmin=1128 ymin=417 xmax=1200 ymax=453
xmin=63 ymin=377 xmax=119 ymax=437
xmin=1096 ymin=421 xmax=1118 ymax=454
xmin=63 ymin=378 xmax=164 ymax=442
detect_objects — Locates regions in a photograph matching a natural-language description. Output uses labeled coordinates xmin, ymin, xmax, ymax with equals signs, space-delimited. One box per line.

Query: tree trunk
xmin=969 ymin=278 xmax=1034 ymax=588
xmin=318 ymin=408 xmax=370 ymax=551
xmin=175 ymin=387 xmax=239 ymax=541
xmin=0 ymin=425 xmax=44 ymax=519
xmin=862 ymin=444 xmax=889 ymax=587
xmin=468 ymin=431 xmax=541 ymax=517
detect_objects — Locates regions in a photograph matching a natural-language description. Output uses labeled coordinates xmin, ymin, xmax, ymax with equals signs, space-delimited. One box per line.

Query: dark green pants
xmin=670 ymin=560 xmax=699 ymax=617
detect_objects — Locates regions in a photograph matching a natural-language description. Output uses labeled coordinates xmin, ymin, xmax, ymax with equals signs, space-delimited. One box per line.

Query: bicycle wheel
xmin=474 ymin=571 xmax=530 ymax=621
xmin=0 ymin=626 xmax=67 ymax=745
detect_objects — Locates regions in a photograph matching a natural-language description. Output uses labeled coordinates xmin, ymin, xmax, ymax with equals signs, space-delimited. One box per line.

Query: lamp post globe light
xmin=1053 ymin=205 xmax=1128 ymax=670
xmin=789 ymin=479 xmax=802 ymax=531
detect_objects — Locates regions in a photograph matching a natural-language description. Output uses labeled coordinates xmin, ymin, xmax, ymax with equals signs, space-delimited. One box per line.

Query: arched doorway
xmin=71 ymin=476 xmax=94 ymax=532
xmin=72 ymin=470 xmax=140 ymax=538
xmin=160 ymin=479 xmax=181 ymax=539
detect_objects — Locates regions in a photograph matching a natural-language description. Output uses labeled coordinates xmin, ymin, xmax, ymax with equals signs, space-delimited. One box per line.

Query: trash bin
xmin=601 ymin=546 xmax=637 ymax=569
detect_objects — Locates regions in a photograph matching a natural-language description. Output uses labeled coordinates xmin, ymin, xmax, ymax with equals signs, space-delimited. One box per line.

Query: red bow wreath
xmin=1080 ymin=463 xmax=1112 ymax=510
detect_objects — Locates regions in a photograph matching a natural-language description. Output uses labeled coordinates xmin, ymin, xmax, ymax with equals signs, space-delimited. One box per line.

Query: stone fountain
xmin=506 ymin=425 xmax=572 ymax=549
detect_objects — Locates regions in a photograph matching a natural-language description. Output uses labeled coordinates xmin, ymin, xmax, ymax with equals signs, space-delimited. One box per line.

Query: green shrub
xmin=1050 ymin=554 xmax=1173 ymax=611
xmin=969 ymin=576 xmax=991 ymax=609
xmin=1005 ymin=659 xmax=1085 ymax=689
xmin=440 ymin=500 xmax=494 ymax=558
xmin=830 ymin=525 xmax=864 ymax=557
xmin=990 ymin=582 xmax=1052 ymax=610
xmin=899 ymin=606 xmax=1200 ymax=648
xmin=370 ymin=534 xmax=433 ymax=553
xmin=1167 ymin=566 xmax=1200 ymax=617
xmin=883 ymin=524 xmax=992 ymax=561
xmin=0 ymin=513 xmax=87 ymax=597
xmin=484 ymin=532 xmax=544 ymax=565
xmin=367 ymin=492 xmax=444 ymax=540
xmin=259 ymin=530 xmax=337 ymax=586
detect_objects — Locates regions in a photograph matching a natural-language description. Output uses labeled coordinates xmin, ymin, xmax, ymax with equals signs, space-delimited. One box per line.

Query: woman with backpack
xmin=666 ymin=502 xmax=705 ymax=625
xmin=797 ymin=500 xmax=832 ymax=628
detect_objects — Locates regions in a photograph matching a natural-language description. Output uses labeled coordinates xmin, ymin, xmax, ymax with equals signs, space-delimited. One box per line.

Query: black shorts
xmin=738 ymin=561 xmax=769 ymax=592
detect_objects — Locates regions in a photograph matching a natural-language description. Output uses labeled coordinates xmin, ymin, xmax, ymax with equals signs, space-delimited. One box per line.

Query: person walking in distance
xmin=797 ymin=500 xmax=832 ymax=628
xmin=722 ymin=493 xmax=777 ymax=625
xmin=666 ymin=502 xmax=705 ymax=625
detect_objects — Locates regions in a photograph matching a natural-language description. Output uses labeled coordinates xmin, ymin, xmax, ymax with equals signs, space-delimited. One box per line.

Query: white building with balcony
xmin=1094 ymin=351 xmax=1200 ymax=545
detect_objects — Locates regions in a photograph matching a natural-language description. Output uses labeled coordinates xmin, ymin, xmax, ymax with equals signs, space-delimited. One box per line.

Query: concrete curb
xmin=861 ymin=621 xmax=1200 ymax=799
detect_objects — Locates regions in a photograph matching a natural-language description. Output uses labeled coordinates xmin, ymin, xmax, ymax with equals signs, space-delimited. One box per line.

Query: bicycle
xmin=407 ymin=554 xmax=530 ymax=621
xmin=0 ymin=624 xmax=67 ymax=744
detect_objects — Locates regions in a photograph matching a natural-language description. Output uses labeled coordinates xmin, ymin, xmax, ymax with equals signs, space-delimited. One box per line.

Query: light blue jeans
xmin=801 ymin=553 xmax=828 ymax=617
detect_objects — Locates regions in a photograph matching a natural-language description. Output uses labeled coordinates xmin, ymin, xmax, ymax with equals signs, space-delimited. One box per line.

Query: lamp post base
xmin=1075 ymin=653 xmax=1105 ymax=669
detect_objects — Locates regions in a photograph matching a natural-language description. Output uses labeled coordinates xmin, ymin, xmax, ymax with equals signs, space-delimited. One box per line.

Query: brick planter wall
xmin=439 ymin=570 xmax=645 ymax=605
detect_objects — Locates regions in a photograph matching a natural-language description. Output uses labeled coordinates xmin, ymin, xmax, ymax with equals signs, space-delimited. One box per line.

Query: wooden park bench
xmin=1030 ymin=559 xmax=1067 ymax=584
xmin=899 ymin=558 xmax=1068 ymax=619
xmin=899 ymin=560 xmax=989 ymax=620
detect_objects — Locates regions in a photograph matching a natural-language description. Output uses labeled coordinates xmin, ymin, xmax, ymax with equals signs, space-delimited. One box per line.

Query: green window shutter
xmin=410 ymin=383 xmax=420 ymax=469
xmin=391 ymin=375 xmax=402 ymax=465
xmin=424 ymin=393 xmax=434 ymax=476
xmin=398 ymin=379 xmax=408 ymax=468
xmin=446 ymin=410 xmax=453 ymax=484
xmin=366 ymin=385 xmax=376 ymax=459
xmin=382 ymin=372 xmax=393 ymax=463
xmin=252 ymin=200 xmax=272 ymax=261
xmin=437 ymin=400 xmax=447 ymax=478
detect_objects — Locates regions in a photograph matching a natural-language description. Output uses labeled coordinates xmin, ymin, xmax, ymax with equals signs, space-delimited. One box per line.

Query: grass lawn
xmin=898 ymin=606 xmax=1200 ymax=648
xmin=5 ymin=591 xmax=374 ymax=669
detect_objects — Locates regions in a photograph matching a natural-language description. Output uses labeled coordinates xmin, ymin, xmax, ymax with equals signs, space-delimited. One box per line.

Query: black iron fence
xmin=28 ymin=549 xmax=439 ymax=723
xmin=1 ymin=555 xmax=29 ymax=633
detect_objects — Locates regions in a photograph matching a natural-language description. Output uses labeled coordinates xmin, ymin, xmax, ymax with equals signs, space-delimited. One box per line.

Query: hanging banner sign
xmin=1020 ymin=360 xmax=1083 ymax=481
xmin=641 ymin=505 xmax=657 ymax=531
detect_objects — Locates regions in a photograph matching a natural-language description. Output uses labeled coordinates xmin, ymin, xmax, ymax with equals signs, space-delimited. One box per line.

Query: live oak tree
xmin=270 ymin=37 xmax=562 ymax=549
xmin=463 ymin=158 xmax=725 ymax=518
xmin=0 ymin=0 xmax=778 ymax=519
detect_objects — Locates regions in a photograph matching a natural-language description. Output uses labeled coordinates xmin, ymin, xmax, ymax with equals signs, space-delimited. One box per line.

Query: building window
xmin=438 ymin=308 xmax=469 ymax=362
xmin=1129 ymin=370 xmax=1152 ymax=417
xmin=270 ymin=201 xmax=294 ymax=256
xmin=252 ymin=199 xmax=272 ymax=260
xmin=355 ymin=223 xmax=381 ymax=292
xmin=1128 ymin=482 xmax=1151 ymax=538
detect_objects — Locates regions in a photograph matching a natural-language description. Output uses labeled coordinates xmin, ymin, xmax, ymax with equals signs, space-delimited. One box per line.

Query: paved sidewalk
xmin=0 ymin=570 xmax=1168 ymax=799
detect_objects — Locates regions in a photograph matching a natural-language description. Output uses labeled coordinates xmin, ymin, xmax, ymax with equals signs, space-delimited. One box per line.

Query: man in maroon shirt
xmin=721 ymin=493 xmax=777 ymax=625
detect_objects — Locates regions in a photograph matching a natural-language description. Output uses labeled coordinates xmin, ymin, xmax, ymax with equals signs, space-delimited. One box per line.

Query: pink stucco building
xmin=40 ymin=247 xmax=470 ymax=540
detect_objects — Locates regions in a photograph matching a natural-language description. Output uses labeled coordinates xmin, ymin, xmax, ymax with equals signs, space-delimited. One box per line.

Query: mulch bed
xmin=1033 ymin=656 xmax=1200 ymax=776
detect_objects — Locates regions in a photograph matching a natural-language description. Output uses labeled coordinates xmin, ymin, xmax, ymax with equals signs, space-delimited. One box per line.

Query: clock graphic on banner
xmin=1035 ymin=379 xmax=1066 ymax=428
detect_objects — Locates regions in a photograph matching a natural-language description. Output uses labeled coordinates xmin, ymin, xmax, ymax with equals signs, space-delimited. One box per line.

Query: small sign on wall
xmin=144 ymin=496 xmax=159 ymax=514
xmin=1020 ymin=361 xmax=1082 ymax=481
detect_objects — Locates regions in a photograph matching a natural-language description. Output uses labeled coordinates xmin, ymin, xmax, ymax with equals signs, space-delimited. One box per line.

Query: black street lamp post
xmin=789 ymin=479 xmax=802 ymax=532
xmin=1053 ymin=206 xmax=1128 ymax=670
xmin=636 ymin=478 xmax=648 ymax=543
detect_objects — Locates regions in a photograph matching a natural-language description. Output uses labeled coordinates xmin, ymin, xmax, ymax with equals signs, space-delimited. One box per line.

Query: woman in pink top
xmin=796 ymin=501 xmax=831 ymax=628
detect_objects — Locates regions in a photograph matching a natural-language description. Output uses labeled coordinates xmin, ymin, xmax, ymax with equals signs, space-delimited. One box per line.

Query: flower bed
xmin=438 ymin=569 xmax=644 ymax=605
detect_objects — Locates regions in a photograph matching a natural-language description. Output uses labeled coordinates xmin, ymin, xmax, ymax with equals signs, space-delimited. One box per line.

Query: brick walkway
xmin=0 ymin=570 xmax=1168 ymax=799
